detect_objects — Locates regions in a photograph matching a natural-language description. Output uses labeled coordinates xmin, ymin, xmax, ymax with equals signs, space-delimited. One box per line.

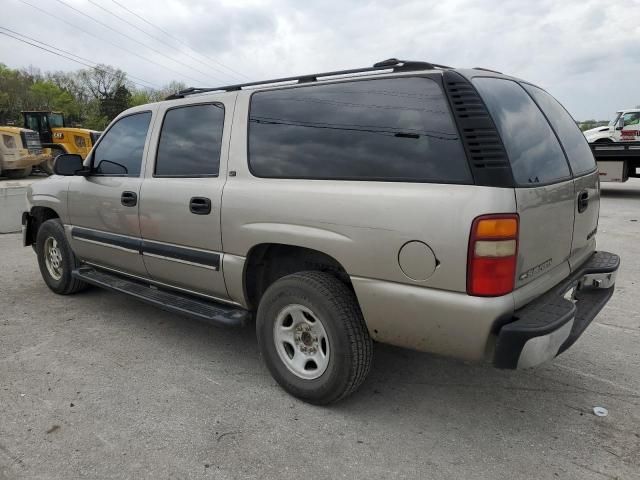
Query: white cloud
xmin=1 ymin=0 xmax=638 ymax=119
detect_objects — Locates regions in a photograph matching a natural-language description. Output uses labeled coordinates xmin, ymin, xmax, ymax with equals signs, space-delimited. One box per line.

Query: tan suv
xmin=22 ymin=59 xmax=619 ymax=404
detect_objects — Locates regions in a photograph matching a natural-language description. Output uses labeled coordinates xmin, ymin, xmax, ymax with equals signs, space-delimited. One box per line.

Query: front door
xmin=138 ymin=99 xmax=234 ymax=300
xmin=67 ymin=110 xmax=154 ymax=277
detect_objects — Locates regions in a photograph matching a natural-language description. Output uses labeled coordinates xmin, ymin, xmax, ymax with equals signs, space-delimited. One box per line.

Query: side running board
xmin=72 ymin=266 xmax=249 ymax=327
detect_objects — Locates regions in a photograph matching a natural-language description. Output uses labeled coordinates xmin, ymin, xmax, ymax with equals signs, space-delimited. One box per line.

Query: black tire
xmin=3 ymin=168 xmax=32 ymax=179
xmin=594 ymin=138 xmax=613 ymax=143
xmin=36 ymin=219 xmax=87 ymax=295
xmin=256 ymin=271 xmax=372 ymax=404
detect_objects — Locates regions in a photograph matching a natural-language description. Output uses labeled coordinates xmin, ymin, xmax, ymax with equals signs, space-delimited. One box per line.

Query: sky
xmin=1 ymin=0 xmax=639 ymax=120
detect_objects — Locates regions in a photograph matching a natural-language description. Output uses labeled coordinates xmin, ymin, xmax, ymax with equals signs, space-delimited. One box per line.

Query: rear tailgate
xmin=521 ymin=84 xmax=600 ymax=271
xmin=472 ymin=78 xmax=575 ymax=290
xmin=570 ymin=171 xmax=599 ymax=268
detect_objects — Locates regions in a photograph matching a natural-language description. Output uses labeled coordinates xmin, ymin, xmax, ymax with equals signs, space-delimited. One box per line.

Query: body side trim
xmin=141 ymin=239 xmax=220 ymax=269
xmin=71 ymin=226 xmax=142 ymax=252
xmin=70 ymin=226 xmax=221 ymax=270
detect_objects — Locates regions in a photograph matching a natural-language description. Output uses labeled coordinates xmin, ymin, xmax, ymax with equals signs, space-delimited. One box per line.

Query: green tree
xmin=129 ymin=89 xmax=153 ymax=107
xmin=100 ymin=84 xmax=131 ymax=121
xmin=0 ymin=63 xmax=199 ymax=128
xmin=30 ymin=80 xmax=76 ymax=112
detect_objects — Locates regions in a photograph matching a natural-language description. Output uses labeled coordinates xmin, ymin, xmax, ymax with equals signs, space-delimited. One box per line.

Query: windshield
xmin=609 ymin=112 xmax=622 ymax=127
xmin=48 ymin=113 xmax=65 ymax=128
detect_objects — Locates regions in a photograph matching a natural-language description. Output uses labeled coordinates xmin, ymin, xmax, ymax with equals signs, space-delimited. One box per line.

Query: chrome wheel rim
xmin=273 ymin=304 xmax=330 ymax=380
xmin=44 ymin=236 xmax=63 ymax=281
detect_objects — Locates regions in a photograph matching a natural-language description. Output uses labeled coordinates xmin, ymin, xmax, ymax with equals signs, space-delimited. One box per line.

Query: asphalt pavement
xmin=1 ymin=180 xmax=639 ymax=480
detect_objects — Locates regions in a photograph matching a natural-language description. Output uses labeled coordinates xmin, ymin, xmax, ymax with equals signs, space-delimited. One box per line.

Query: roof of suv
xmin=163 ymin=58 xmax=520 ymax=103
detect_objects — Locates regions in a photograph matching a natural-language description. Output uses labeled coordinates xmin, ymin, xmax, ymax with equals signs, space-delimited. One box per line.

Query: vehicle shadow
xmin=600 ymin=187 xmax=640 ymax=199
xmin=83 ymin=286 xmax=634 ymax=420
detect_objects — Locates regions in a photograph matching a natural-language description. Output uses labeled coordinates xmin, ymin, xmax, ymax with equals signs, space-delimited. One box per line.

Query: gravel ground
xmin=1 ymin=180 xmax=639 ymax=480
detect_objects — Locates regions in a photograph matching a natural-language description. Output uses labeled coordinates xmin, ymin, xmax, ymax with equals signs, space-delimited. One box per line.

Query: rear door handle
xmin=189 ymin=196 xmax=211 ymax=215
xmin=577 ymin=190 xmax=589 ymax=213
xmin=121 ymin=191 xmax=137 ymax=207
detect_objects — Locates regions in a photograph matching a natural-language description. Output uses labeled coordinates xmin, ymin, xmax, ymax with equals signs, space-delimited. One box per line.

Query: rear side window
xmin=522 ymin=84 xmax=596 ymax=175
xmin=472 ymin=78 xmax=570 ymax=185
xmin=155 ymin=104 xmax=224 ymax=177
xmin=93 ymin=112 xmax=151 ymax=176
xmin=248 ymin=77 xmax=471 ymax=183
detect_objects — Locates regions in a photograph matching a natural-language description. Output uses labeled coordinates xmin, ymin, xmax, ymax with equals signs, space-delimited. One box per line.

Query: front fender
xmin=27 ymin=175 xmax=71 ymax=224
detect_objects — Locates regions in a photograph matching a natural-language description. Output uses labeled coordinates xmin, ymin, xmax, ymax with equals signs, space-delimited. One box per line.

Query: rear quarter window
xmin=248 ymin=77 xmax=472 ymax=183
xmin=472 ymin=77 xmax=571 ymax=185
xmin=522 ymin=84 xmax=596 ymax=176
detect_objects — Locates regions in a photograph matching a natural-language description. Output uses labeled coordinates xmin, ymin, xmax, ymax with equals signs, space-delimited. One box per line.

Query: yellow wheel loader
xmin=22 ymin=111 xmax=101 ymax=174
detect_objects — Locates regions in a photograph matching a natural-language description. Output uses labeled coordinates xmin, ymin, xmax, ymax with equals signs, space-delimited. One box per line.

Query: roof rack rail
xmin=165 ymin=58 xmax=449 ymax=100
xmin=472 ymin=67 xmax=503 ymax=74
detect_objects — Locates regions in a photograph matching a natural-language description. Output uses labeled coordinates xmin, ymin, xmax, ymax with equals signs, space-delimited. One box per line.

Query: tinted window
xmin=155 ymin=104 xmax=224 ymax=176
xmin=473 ymin=78 xmax=570 ymax=185
xmin=248 ymin=77 xmax=471 ymax=183
xmin=94 ymin=112 xmax=151 ymax=176
xmin=523 ymin=84 xmax=596 ymax=175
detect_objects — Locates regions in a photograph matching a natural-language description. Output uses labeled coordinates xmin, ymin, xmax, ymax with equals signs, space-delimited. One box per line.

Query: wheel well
xmin=244 ymin=244 xmax=351 ymax=310
xmin=27 ymin=207 xmax=59 ymax=245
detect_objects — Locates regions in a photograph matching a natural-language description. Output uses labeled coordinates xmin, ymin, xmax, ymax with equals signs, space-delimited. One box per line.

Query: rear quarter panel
xmin=222 ymin=92 xmax=518 ymax=293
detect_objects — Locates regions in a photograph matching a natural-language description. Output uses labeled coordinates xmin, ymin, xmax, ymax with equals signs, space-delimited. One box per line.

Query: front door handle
xmin=577 ymin=190 xmax=589 ymax=213
xmin=189 ymin=196 xmax=211 ymax=215
xmin=121 ymin=191 xmax=137 ymax=207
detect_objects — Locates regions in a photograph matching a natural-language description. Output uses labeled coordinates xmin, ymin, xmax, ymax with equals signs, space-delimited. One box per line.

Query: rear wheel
xmin=3 ymin=168 xmax=31 ymax=179
xmin=256 ymin=271 xmax=372 ymax=404
xmin=594 ymin=138 xmax=613 ymax=143
xmin=36 ymin=219 xmax=87 ymax=294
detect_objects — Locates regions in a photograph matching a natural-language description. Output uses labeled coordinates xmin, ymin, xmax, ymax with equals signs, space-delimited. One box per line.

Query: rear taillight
xmin=467 ymin=214 xmax=519 ymax=297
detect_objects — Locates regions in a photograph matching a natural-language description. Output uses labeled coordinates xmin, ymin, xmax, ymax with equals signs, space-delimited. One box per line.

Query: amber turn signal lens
xmin=475 ymin=218 xmax=518 ymax=239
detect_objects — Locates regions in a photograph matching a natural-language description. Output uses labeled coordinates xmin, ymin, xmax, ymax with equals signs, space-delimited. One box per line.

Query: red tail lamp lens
xmin=467 ymin=214 xmax=519 ymax=297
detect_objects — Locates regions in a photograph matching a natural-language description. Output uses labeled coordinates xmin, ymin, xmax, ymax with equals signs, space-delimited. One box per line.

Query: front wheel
xmin=256 ymin=271 xmax=373 ymax=404
xmin=36 ymin=219 xmax=87 ymax=294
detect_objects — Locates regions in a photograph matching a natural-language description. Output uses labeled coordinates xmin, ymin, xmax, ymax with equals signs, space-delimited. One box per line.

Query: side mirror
xmin=616 ymin=118 xmax=624 ymax=130
xmin=53 ymin=154 xmax=87 ymax=176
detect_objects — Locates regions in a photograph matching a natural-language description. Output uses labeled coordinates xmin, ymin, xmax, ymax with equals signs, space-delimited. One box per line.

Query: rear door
xmin=138 ymin=98 xmax=234 ymax=300
xmin=472 ymin=78 xmax=575 ymax=289
xmin=522 ymin=84 xmax=600 ymax=270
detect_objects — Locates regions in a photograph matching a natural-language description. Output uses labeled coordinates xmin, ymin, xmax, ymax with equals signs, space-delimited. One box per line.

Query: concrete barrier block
xmin=0 ymin=177 xmax=45 ymax=233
